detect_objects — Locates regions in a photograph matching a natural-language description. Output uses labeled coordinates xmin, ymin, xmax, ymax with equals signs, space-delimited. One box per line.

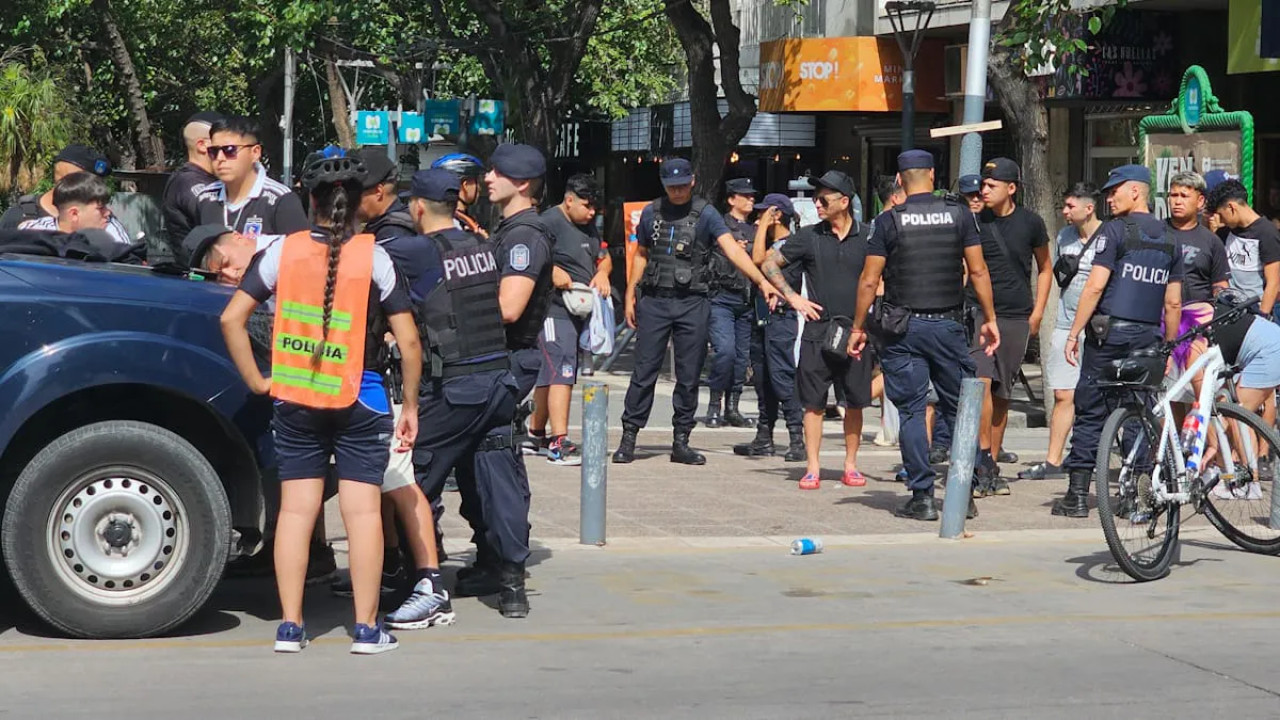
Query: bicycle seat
xmin=1101 ymin=348 xmax=1168 ymax=387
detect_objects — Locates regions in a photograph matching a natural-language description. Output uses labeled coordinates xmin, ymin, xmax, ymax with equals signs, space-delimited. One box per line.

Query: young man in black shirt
xmin=3 ymin=144 xmax=132 ymax=245
xmin=162 ymin=111 xmax=223 ymax=257
xmin=1207 ymin=179 xmax=1280 ymax=319
xmin=968 ymin=158 xmax=1051 ymax=497
xmin=195 ymin=115 xmax=309 ymax=242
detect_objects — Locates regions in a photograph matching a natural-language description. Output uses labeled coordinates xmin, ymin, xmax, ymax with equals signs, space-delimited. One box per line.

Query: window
xmin=1085 ymin=114 xmax=1141 ymax=184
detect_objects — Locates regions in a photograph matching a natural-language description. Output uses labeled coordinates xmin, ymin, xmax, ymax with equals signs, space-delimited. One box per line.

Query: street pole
xmin=580 ymin=383 xmax=609 ymax=545
xmin=958 ymin=0 xmax=993 ymax=178
xmin=887 ymin=1 xmax=937 ymax=152
xmin=902 ymin=67 xmax=916 ymax=152
xmin=282 ymin=47 xmax=296 ymax=185
xmin=939 ymin=378 xmax=984 ymax=539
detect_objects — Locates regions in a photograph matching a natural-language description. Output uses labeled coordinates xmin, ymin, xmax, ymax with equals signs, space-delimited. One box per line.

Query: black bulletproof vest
xmin=641 ymin=197 xmax=711 ymax=294
xmin=885 ymin=199 xmax=966 ymax=311
xmin=366 ymin=208 xmax=416 ymax=241
xmin=17 ymin=195 xmax=44 ymax=222
xmin=709 ymin=215 xmax=751 ymax=294
xmin=491 ymin=212 xmax=554 ymax=350
xmin=414 ymin=230 xmax=507 ymax=373
xmin=1099 ymin=217 xmax=1178 ymax=325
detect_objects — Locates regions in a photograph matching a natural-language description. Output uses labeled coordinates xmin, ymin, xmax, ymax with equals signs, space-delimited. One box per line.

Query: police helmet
xmin=431 ymin=153 xmax=485 ymax=179
xmin=301 ymin=150 xmax=368 ymax=193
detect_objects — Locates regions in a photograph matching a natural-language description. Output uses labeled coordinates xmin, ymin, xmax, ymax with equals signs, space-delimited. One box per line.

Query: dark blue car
xmin=0 ymin=251 xmax=272 ymax=638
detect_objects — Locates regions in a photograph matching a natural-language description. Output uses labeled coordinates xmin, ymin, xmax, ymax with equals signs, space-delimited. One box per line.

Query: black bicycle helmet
xmin=301 ymin=153 xmax=368 ymax=192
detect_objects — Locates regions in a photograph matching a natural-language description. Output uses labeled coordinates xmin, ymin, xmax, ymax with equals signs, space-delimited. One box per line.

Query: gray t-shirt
xmin=1055 ymin=225 xmax=1098 ymax=330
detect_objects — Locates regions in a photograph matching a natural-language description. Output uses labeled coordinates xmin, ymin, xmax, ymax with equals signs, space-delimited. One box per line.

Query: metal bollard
xmin=580 ymin=382 xmax=609 ymax=545
xmin=940 ymin=378 xmax=985 ymax=539
xmin=1270 ymin=457 xmax=1280 ymax=530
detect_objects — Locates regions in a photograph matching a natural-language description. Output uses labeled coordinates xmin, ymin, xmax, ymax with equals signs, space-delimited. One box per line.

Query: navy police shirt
xmin=1092 ymin=212 xmax=1184 ymax=324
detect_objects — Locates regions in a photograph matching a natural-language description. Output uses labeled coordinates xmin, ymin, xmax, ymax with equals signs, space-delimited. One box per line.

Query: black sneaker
xmin=226 ymin=549 xmax=274 ymax=578
xmin=989 ymin=475 xmax=1011 ymax=496
xmin=331 ymin=562 xmax=406 ymax=597
xmin=895 ymin=496 xmax=939 ymax=521
xmin=997 ymin=450 xmax=1019 ymax=464
xmin=307 ymin=542 xmax=338 ymax=585
xmin=453 ymin=564 xmax=501 ymax=597
xmin=928 ymin=446 xmax=949 ymax=465
xmin=1017 ymin=461 xmax=1065 ymax=480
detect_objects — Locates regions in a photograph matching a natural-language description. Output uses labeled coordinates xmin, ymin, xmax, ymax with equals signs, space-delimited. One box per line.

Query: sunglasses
xmin=815 ymin=194 xmax=846 ymax=209
xmin=207 ymin=144 xmax=258 ymax=160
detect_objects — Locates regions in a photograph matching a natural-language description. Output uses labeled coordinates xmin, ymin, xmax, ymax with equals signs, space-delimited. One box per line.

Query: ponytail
xmin=311 ymin=182 xmax=355 ymax=367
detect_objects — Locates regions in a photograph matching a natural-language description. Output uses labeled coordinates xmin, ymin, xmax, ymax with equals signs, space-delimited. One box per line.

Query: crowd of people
xmin=7 ymin=107 xmax=1280 ymax=653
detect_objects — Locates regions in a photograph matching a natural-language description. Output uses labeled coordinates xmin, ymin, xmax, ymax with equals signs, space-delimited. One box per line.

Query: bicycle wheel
xmin=1201 ymin=402 xmax=1280 ymax=555
xmin=1095 ymin=403 xmax=1181 ymax=581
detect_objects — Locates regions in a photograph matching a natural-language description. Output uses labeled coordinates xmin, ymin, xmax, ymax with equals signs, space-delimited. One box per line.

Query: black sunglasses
xmin=815 ymin=194 xmax=847 ymax=208
xmin=207 ymin=144 xmax=258 ymax=160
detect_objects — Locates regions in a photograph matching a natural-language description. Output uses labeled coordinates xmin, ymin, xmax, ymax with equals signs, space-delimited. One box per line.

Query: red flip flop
xmin=842 ymin=470 xmax=866 ymax=487
xmin=798 ymin=473 xmax=821 ymax=490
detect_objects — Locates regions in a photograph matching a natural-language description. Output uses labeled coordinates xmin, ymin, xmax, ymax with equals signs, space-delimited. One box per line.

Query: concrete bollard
xmin=940 ymin=378 xmax=985 ymax=539
xmin=1269 ymin=454 xmax=1280 ymax=531
xmin=581 ymin=382 xmax=609 ymax=545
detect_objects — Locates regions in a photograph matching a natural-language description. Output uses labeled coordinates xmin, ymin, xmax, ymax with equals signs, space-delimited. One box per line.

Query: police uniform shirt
xmin=1092 ymin=212 xmax=1185 ymax=323
xmin=493 ymin=208 xmax=553 ymax=284
xmin=365 ymin=198 xmax=415 ymax=243
xmin=1224 ymin=218 xmax=1280 ymax=301
xmin=1168 ymin=223 xmax=1229 ymax=303
xmin=162 ymin=162 xmax=218 ymax=245
xmin=636 ymin=201 xmax=730 ymax=251
xmin=195 ymin=162 xmax=309 ymax=241
xmin=779 ymin=220 xmax=868 ymax=340
xmin=541 ymin=206 xmax=604 ymax=320
xmin=17 ymin=214 xmax=133 ymax=245
xmin=966 ymin=206 xmax=1049 ymax=319
xmin=868 ymin=193 xmax=981 ymax=262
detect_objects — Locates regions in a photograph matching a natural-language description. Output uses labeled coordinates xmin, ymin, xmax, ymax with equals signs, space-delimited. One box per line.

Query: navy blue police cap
xmin=897 ymin=149 xmax=934 ymax=172
xmin=1102 ymin=164 xmax=1152 ymax=191
xmin=660 ymin=158 xmax=694 ymax=187
xmin=490 ymin=143 xmax=546 ymax=180
xmin=56 ymin=144 xmax=111 ymax=177
xmin=409 ymin=168 xmax=461 ymax=202
xmin=958 ymin=174 xmax=982 ymax=194
xmin=754 ymin=193 xmax=796 ymax=218
xmin=725 ymin=177 xmax=757 ymax=196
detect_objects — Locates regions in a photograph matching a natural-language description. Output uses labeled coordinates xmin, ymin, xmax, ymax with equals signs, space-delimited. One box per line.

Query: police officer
xmin=1054 ymin=164 xmax=1183 ymax=518
xmin=848 ymin=150 xmax=999 ymax=521
xmin=382 ymin=168 xmax=532 ymax=618
xmin=613 ymin=159 xmax=781 ymax=465
xmin=162 ymin=111 xmax=223 ymax=255
xmin=2 ymin=144 xmax=132 ymax=245
xmin=704 ymin=177 xmax=759 ymax=428
xmin=431 ymin=153 xmax=489 ymax=236
xmin=735 ymin=193 xmax=806 ymax=461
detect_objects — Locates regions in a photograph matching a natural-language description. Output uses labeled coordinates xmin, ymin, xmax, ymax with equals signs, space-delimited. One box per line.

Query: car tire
xmin=2 ymin=420 xmax=230 ymax=639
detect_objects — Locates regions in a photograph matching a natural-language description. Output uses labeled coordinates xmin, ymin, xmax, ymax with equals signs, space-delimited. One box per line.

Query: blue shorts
xmin=1238 ymin=319 xmax=1280 ymax=389
xmin=272 ymin=372 xmax=393 ymax=485
xmin=536 ymin=314 xmax=585 ymax=387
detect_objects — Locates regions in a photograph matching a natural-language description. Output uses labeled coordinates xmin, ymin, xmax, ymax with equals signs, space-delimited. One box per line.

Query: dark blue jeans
xmin=751 ymin=310 xmax=804 ymax=431
xmin=1063 ymin=321 xmax=1161 ymax=473
xmin=707 ymin=291 xmax=752 ymax=394
xmin=879 ymin=317 xmax=976 ymax=494
xmin=622 ymin=293 xmax=711 ymax=433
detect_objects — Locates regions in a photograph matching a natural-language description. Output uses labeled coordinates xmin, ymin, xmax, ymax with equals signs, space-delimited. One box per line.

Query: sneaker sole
xmin=385 ymin=611 xmax=457 ymax=630
xmin=274 ymin=638 xmax=307 ymax=653
xmin=547 ymin=456 xmax=582 ymax=466
xmin=351 ymin=640 xmax=400 ymax=655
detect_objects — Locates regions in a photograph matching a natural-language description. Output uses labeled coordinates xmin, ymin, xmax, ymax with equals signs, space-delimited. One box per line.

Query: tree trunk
xmin=325 ymin=58 xmax=356 ymax=149
xmin=94 ymin=0 xmax=163 ymax=169
xmin=666 ymin=0 xmax=755 ymax=204
xmin=988 ymin=41 xmax=1058 ymax=419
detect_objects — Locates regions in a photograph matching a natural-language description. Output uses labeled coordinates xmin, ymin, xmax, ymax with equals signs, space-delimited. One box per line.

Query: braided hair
xmin=310 ymin=182 xmax=357 ymax=367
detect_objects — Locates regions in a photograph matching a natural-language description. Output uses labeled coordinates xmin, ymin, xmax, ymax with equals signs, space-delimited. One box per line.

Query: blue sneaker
xmin=274 ymin=621 xmax=307 ymax=653
xmin=385 ymin=577 xmax=456 ymax=630
xmin=351 ymin=623 xmax=399 ymax=655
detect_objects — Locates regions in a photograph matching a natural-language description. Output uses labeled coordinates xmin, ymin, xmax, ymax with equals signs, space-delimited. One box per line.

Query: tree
xmin=0 ymin=50 xmax=78 ymax=198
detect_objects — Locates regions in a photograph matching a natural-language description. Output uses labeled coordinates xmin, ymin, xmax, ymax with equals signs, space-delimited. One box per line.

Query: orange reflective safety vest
xmin=270 ymin=231 xmax=375 ymax=409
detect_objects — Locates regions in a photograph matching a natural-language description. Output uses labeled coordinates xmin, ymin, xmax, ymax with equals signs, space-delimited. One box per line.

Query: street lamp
xmin=886 ymin=0 xmax=937 ymax=152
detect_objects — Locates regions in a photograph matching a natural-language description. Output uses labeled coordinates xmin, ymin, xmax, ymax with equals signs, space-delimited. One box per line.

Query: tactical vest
xmin=640 ymin=197 xmax=711 ymax=294
xmin=884 ymin=199 xmax=967 ymax=312
xmin=1100 ymin=217 xmax=1178 ymax=325
xmin=17 ymin=195 xmax=44 ymax=222
xmin=366 ymin=208 xmax=416 ymax=241
xmin=413 ymin=229 xmax=508 ymax=377
xmin=270 ymin=231 xmax=375 ymax=409
xmin=492 ymin=212 xmax=554 ymax=350
xmin=709 ymin=215 xmax=751 ymax=295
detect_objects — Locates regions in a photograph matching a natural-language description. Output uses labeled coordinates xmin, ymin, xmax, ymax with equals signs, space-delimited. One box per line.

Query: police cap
xmin=981 ymin=157 xmax=1020 ymax=182
xmin=409 ymin=168 xmax=461 ymax=203
xmin=356 ymin=147 xmax=398 ymax=189
xmin=490 ymin=143 xmax=546 ymax=180
xmin=1204 ymin=169 xmax=1236 ymax=192
xmin=183 ymin=223 xmax=235 ymax=268
xmin=811 ymin=170 xmax=856 ymax=197
xmin=55 ymin=144 xmax=111 ymax=177
xmin=660 ymin=158 xmax=694 ymax=187
xmin=1102 ymin=164 xmax=1152 ymax=191
xmin=958 ymin=175 xmax=981 ymax=194
xmin=754 ymin=192 xmax=796 ymax=218
xmin=897 ymin=149 xmax=934 ymax=172
xmin=725 ymin=177 xmax=757 ymax=197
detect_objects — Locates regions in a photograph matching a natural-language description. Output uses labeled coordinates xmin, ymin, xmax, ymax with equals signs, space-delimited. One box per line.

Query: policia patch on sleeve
xmin=510 ymin=244 xmax=531 ymax=271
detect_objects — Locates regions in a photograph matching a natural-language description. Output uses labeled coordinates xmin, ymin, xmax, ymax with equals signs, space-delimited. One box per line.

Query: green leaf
xmin=1088 ymin=16 xmax=1102 ymax=35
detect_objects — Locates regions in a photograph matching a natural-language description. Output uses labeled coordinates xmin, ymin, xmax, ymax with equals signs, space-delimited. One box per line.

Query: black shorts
xmin=971 ymin=317 xmax=1031 ymax=400
xmin=273 ymin=399 xmax=392 ymax=486
xmin=536 ymin=314 xmax=584 ymax=387
xmin=797 ymin=340 xmax=873 ymax=411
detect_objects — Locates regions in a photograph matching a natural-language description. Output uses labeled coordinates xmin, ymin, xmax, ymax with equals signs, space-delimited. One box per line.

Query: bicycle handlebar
xmin=1159 ymin=300 xmax=1259 ymax=354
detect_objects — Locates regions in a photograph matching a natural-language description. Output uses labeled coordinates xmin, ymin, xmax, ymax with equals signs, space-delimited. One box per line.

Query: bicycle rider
xmin=1055 ymin=164 xmax=1184 ymax=519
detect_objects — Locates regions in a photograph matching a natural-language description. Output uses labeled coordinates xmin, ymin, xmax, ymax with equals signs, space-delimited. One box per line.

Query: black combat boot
xmin=895 ymin=491 xmax=940 ymax=521
xmin=733 ymin=424 xmax=775 ymax=456
xmin=498 ymin=561 xmax=529 ymax=618
xmin=705 ymin=391 xmax=724 ymax=428
xmin=454 ymin=544 xmax=501 ymax=597
xmin=670 ymin=430 xmax=706 ymax=465
xmin=783 ymin=426 xmax=806 ymax=462
xmin=724 ymin=392 xmax=754 ymax=428
xmin=612 ymin=423 xmax=640 ymax=464
xmin=1051 ymin=469 xmax=1091 ymax=518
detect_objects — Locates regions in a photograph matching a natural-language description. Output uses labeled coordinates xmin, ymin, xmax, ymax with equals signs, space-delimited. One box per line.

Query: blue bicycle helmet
xmin=431 ymin=153 xmax=485 ymax=179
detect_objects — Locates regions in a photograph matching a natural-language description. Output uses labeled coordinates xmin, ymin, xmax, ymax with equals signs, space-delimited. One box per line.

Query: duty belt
xmin=911 ymin=306 xmax=964 ymax=323
xmin=645 ymin=287 xmax=706 ymax=299
xmin=1109 ymin=318 xmax=1159 ymax=331
xmin=440 ymin=355 xmax=510 ymax=379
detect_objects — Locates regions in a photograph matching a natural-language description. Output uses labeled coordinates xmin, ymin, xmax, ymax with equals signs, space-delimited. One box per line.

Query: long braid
xmin=311 ymin=184 xmax=350 ymax=367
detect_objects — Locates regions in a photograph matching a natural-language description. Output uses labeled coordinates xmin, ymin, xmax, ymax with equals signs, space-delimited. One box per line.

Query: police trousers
xmin=752 ymin=310 xmax=803 ymax=431
xmin=1062 ymin=321 xmax=1161 ymax=473
xmin=878 ymin=317 xmax=975 ymax=494
xmin=707 ymin=291 xmax=752 ymax=393
xmin=413 ymin=369 xmax=531 ymax=565
xmin=622 ymin=292 xmax=711 ymax=433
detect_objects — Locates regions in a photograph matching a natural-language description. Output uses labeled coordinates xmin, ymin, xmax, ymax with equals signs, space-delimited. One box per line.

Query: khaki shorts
xmin=381 ymin=403 xmax=416 ymax=494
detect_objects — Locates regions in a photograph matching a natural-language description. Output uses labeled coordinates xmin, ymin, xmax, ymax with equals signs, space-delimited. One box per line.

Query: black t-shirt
xmin=965 ymin=206 xmax=1048 ymax=319
xmin=1168 ymin=223 xmax=1229 ymax=303
xmin=541 ymin=206 xmax=603 ymax=320
xmin=492 ymin=208 xmax=553 ymax=347
xmin=195 ymin=165 xmax=309 ymax=241
xmin=779 ymin=220 xmax=869 ymax=341
xmin=162 ymin=162 xmax=218 ymax=249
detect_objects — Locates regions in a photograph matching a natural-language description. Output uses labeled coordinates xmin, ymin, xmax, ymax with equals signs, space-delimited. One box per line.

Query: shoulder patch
xmin=510 ymin=243 xmax=531 ymax=272
xmin=1093 ymin=237 xmax=1107 ymax=255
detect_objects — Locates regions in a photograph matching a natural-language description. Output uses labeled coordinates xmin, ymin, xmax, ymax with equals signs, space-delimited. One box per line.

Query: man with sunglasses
xmin=3 ymin=144 xmax=131 ymax=245
xmin=195 ymin=115 xmax=308 ymax=242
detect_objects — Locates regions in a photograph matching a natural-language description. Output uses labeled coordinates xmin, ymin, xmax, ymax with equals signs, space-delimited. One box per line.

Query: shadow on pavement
xmin=835 ymin=490 xmax=908 ymax=514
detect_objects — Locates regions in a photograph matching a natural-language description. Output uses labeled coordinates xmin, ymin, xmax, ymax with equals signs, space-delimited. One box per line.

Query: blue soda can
xmin=790 ymin=538 xmax=823 ymax=555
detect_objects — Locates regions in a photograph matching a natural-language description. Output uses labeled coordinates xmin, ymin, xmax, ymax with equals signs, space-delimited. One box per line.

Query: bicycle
xmin=1094 ymin=294 xmax=1280 ymax=581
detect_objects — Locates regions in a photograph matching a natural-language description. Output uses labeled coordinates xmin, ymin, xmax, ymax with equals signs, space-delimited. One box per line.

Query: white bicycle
xmin=1094 ymin=294 xmax=1280 ymax=581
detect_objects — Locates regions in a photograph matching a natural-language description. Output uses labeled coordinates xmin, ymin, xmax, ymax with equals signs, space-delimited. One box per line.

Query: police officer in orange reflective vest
xmin=221 ymin=152 xmax=425 ymax=655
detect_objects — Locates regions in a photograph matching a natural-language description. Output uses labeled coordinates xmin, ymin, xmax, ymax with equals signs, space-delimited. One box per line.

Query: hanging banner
xmin=470 ymin=100 xmax=505 ymax=137
xmin=398 ymin=112 xmax=425 ymax=144
xmin=424 ymin=99 xmax=460 ymax=136
xmin=355 ymin=111 xmax=390 ymax=145
xmin=1140 ymin=65 xmax=1255 ymax=216
xmin=1228 ymin=0 xmax=1280 ymax=74
xmin=758 ymin=37 xmax=947 ymax=113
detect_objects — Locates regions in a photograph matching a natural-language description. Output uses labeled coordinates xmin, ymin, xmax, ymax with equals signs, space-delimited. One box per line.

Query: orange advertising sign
xmin=758 ymin=37 xmax=947 ymax=113
xmin=622 ymin=201 xmax=649 ymax=284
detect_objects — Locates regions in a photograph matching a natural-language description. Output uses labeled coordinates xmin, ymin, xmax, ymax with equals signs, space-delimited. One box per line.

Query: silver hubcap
xmin=48 ymin=468 xmax=188 ymax=604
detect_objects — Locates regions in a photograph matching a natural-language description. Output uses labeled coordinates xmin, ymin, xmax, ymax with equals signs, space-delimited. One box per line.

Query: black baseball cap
xmin=958 ymin=175 xmax=982 ymax=195
xmin=490 ymin=143 xmax=546 ymax=180
xmin=357 ymin=148 xmax=398 ymax=189
xmin=55 ymin=144 xmax=111 ymax=177
xmin=981 ymin=157 xmax=1020 ymax=182
xmin=409 ymin=168 xmax=461 ymax=202
xmin=660 ymin=158 xmax=694 ymax=187
xmin=811 ymin=170 xmax=856 ymax=197
xmin=183 ymin=223 xmax=235 ymax=268
xmin=725 ymin=177 xmax=757 ymax=197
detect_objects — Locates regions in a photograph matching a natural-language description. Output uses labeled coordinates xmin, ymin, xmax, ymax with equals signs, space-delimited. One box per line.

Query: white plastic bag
xmin=580 ymin=288 xmax=615 ymax=356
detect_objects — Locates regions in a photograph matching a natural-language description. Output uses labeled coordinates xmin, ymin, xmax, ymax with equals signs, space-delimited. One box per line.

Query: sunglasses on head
xmin=207 ymin=144 xmax=258 ymax=160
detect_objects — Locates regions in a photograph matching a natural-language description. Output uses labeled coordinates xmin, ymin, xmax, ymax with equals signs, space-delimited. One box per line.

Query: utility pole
xmin=886 ymin=1 xmax=937 ymax=152
xmin=958 ymin=0 xmax=992 ymax=177
xmin=282 ymin=47 xmax=296 ymax=185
